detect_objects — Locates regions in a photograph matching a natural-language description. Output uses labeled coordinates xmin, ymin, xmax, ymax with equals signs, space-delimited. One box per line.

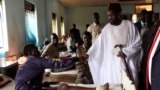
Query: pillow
xmin=0 ymin=74 xmax=11 ymax=88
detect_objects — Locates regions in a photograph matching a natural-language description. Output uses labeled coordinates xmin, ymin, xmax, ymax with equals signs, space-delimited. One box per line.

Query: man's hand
xmin=83 ymin=54 xmax=89 ymax=60
xmin=117 ymin=51 xmax=126 ymax=59
xmin=77 ymin=53 xmax=89 ymax=60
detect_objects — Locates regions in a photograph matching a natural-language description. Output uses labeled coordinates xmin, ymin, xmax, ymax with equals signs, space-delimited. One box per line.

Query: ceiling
xmin=58 ymin=0 xmax=153 ymax=7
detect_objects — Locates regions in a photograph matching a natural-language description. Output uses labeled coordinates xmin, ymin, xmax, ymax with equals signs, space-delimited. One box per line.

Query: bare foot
xmin=104 ymin=83 xmax=109 ymax=90
xmin=96 ymin=83 xmax=109 ymax=90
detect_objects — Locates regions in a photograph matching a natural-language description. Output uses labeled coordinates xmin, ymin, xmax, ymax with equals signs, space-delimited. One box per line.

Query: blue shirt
xmin=15 ymin=56 xmax=77 ymax=90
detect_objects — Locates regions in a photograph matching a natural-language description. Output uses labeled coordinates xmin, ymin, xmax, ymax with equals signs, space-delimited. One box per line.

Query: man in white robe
xmin=85 ymin=3 xmax=142 ymax=87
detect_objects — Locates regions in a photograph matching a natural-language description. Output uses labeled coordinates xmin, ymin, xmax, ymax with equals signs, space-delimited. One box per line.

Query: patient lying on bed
xmin=57 ymin=83 xmax=109 ymax=90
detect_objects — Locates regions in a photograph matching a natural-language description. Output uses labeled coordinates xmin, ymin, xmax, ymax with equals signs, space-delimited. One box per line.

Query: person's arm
xmin=122 ymin=22 xmax=142 ymax=59
xmin=79 ymin=54 xmax=89 ymax=60
xmin=87 ymin=25 xmax=92 ymax=34
xmin=40 ymin=57 xmax=78 ymax=69
xmin=41 ymin=45 xmax=50 ymax=57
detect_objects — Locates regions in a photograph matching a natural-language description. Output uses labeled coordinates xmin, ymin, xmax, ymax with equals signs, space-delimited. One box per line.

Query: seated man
xmin=75 ymin=31 xmax=93 ymax=84
xmin=15 ymin=44 xmax=78 ymax=90
xmin=41 ymin=33 xmax=59 ymax=59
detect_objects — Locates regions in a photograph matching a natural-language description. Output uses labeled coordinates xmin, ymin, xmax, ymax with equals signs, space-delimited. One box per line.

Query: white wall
xmin=66 ymin=4 xmax=135 ymax=36
xmin=153 ymin=3 xmax=160 ymax=13
xmin=65 ymin=3 xmax=160 ymax=36
xmin=26 ymin=0 xmax=35 ymax=4
xmin=45 ymin=0 xmax=67 ymax=39
xmin=66 ymin=6 xmax=107 ymax=36
xmin=4 ymin=0 xmax=25 ymax=57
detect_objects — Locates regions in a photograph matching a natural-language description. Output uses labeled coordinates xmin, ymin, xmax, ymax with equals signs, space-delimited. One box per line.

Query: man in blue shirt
xmin=15 ymin=44 xmax=77 ymax=90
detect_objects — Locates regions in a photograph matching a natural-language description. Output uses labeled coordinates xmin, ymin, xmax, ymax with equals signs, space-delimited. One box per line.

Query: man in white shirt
xmin=87 ymin=12 xmax=103 ymax=43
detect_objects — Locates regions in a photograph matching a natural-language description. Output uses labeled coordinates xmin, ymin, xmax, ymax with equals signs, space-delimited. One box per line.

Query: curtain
xmin=0 ymin=1 xmax=3 ymax=48
xmin=25 ymin=10 xmax=38 ymax=45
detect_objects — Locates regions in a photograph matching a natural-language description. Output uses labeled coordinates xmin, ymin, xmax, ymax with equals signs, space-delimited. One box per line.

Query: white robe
xmin=87 ymin=20 xmax=142 ymax=86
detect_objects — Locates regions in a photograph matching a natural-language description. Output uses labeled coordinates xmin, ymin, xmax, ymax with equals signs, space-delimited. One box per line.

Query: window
xmin=52 ymin=13 xmax=58 ymax=35
xmin=132 ymin=14 xmax=138 ymax=23
xmin=132 ymin=4 xmax=153 ymax=23
xmin=25 ymin=1 xmax=38 ymax=45
xmin=0 ymin=0 xmax=8 ymax=53
xmin=60 ymin=16 xmax=65 ymax=36
xmin=135 ymin=4 xmax=152 ymax=13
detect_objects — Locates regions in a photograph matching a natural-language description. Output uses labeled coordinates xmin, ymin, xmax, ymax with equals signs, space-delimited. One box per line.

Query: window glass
xmin=60 ymin=16 xmax=65 ymax=36
xmin=52 ymin=13 xmax=58 ymax=35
